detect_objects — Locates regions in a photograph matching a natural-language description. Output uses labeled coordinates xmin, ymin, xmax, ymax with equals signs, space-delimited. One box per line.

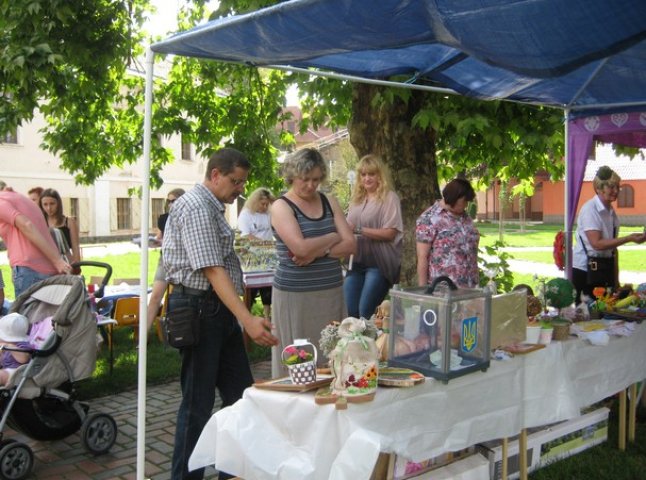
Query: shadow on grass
xmin=76 ymin=325 xmax=271 ymax=400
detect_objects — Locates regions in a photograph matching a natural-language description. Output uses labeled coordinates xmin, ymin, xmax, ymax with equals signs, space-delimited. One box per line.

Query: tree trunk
xmin=348 ymin=84 xmax=441 ymax=286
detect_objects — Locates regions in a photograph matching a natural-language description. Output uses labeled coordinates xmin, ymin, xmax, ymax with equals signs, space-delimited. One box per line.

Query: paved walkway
xmin=11 ymin=361 xmax=272 ymax=480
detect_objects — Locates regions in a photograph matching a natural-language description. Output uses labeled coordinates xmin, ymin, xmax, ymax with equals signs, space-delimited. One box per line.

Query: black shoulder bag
xmin=579 ymin=235 xmax=615 ymax=288
xmin=161 ymin=287 xmax=200 ymax=348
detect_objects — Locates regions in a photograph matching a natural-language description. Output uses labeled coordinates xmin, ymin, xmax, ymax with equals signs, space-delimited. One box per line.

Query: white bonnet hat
xmin=0 ymin=313 xmax=30 ymax=343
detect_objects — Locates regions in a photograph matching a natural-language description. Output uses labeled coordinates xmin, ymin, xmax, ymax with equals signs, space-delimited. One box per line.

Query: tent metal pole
xmin=566 ymin=59 xmax=607 ymax=109
xmin=269 ymin=64 xmax=459 ymax=95
xmin=136 ymin=45 xmax=155 ymax=480
xmin=563 ymin=109 xmax=572 ymax=280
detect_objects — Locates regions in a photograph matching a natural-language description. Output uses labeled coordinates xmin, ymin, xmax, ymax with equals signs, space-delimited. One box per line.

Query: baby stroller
xmin=0 ymin=266 xmax=117 ymax=480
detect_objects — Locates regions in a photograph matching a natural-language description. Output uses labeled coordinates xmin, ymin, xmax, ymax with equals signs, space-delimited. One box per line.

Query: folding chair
xmin=108 ymin=297 xmax=140 ymax=373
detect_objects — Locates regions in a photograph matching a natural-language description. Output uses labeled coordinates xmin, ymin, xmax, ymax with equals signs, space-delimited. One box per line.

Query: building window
xmin=69 ymin=198 xmax=79 ymax=219
xmin=152 ymin=198 xmax=165 ymax=225
xmin=2 ymin=129 xmax=18 ymax=144
xmin=181 ymin=135 xmax=193 ymax=161
xmin=617 ymin=184 xmax=634 ymax=208
xmin=117 ymin=198 xmax=132 ymax=230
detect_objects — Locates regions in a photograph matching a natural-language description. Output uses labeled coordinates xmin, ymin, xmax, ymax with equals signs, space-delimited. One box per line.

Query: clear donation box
xmin=388 ymin=276 xmax=491 ymax=382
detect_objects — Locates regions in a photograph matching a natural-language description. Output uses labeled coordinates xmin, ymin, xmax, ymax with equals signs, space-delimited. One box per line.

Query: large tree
xmin=1 ymin=0 xmax=565 ymax=285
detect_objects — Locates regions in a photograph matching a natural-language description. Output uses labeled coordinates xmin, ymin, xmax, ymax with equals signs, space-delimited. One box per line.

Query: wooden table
xmin=242 ymin=270 xmax=274 ymax=310
xmin=241 ymin=270 xmax=274 ymax=349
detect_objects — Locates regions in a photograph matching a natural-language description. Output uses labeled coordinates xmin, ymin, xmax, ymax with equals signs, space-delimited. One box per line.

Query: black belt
xmin=170 ymin=284 xmax=210 ymax=297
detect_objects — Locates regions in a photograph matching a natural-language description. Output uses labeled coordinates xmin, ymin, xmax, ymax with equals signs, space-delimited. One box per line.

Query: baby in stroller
xmin=0 ymin=272 xmax=117 ymax=480
xmin=0 ymin=313 xmax=30 ymax=385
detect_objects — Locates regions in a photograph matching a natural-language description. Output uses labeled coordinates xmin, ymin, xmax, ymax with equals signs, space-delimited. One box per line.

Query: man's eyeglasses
xmin=166 ymin=199 xmax=176 ymax=204
xmin=605 ymin=184 xmax=621 ymax=192
xmin=227 ymin=175 xmax=247 ymax=187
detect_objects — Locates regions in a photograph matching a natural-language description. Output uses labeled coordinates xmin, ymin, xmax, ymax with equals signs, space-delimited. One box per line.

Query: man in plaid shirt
xmin=163 ymin=148 xmax=278 ymax=480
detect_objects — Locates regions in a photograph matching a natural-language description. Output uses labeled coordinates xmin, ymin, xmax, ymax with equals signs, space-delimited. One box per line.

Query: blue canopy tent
xmin=131 ymin=1 xmax=646 ymax=477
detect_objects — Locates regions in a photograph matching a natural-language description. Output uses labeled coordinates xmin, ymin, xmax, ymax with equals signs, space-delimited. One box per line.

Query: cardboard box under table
xmin=388 ymin=278 xmax=491 ymax=382
xmin=476 ymin=407 xmax=609 ymax=480
xmin=389 ymin=449 xmax=490 ymax=480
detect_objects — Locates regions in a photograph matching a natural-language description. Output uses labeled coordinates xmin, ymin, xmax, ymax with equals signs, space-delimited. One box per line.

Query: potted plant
xmin=542 ymin=277 xmax=576 ymax=341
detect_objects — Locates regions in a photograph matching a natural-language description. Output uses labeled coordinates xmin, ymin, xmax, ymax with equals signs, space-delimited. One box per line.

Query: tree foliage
xmin=1 ymin=0 xmax=150 ymax=183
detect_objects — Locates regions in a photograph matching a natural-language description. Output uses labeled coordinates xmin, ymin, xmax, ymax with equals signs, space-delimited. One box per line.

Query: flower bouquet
xmin=282 ymin=339 xmax=317 ymax=385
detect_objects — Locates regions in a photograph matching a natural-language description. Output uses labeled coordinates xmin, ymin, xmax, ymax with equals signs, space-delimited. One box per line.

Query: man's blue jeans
xmin=12 ymin=266 xmax=50 ymax=298
xmin=343 ymin=263 xmax=392 ymax=319
xmin=170 ymin=290 xmax=253 ymax=480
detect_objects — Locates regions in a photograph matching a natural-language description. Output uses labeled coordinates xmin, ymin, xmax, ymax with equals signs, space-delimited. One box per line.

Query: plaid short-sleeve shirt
xmin=162 ymin=183 xmax=243 ymax=294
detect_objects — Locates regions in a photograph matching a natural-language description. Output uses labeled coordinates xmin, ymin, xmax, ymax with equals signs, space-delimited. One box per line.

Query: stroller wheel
xmin=81 ymin=413 xmax=117 ymax=455
xmin=0 ymin=442 xmax=33 ymax=480
xmin=0 ymin=441 xmax=15 ymax=450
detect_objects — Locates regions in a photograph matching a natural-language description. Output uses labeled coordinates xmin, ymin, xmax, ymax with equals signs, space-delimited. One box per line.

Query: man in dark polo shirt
xmin=162 ymin=148 xmax=277 ymax=480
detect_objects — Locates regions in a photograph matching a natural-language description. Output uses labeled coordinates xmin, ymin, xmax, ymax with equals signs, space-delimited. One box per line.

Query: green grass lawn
xmin=1 ymin=247 xmax=162 ymax=302
xmin=478 ymin=222 xmax=645 ymax=248
xmin=510 ymin=249 xmax=646 ymax=271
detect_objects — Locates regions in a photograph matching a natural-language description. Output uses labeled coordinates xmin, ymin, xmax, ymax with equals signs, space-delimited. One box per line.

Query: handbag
xmin=586 ymin=256 xmax=615 ymax=287
xmin=580 ymin=235 xmax=615 ymax=287
xmin=162 ymin=287 xmax=199 ymax=348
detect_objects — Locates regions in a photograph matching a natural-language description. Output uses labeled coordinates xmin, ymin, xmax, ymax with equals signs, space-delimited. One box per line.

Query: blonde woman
xmin=238 ymin=187 xmax=275 ymax=241
xmin=345 ymin=154 xmax=403 ymax=318
xmin=237 ymin=187 xmax=276 ymax=320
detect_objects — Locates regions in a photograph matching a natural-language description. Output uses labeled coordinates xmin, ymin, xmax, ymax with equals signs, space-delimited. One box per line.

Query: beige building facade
xmin=0 ymin=111 xmax=217 ymax=242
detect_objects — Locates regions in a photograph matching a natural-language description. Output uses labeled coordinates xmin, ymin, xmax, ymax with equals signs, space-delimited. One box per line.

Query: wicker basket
xmin=552 ymin=321 xmax=571 ymax=341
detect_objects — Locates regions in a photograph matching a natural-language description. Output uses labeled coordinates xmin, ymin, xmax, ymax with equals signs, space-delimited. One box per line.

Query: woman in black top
xmin=39 ymin=188 xmax=80 ymax=267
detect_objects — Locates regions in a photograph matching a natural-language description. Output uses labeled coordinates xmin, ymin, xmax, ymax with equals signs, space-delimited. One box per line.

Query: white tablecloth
xmin=189 ymin=323 xmax=646 ymax=479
